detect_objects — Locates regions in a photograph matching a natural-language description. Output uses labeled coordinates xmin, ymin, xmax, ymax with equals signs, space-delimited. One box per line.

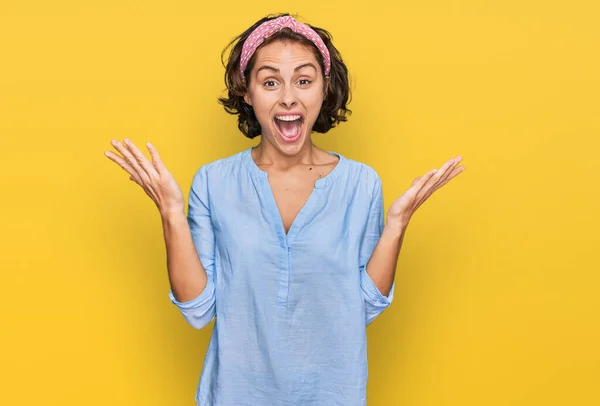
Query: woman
xmin=104 ymin=13 xmax=464 ymax=406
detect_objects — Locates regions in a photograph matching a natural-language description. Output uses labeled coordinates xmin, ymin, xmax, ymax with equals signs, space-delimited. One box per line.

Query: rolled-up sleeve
xmin=168 ymin=165 xmax=217 ymax=329
xmin=359 ymin=174 xmax=395 ymax=325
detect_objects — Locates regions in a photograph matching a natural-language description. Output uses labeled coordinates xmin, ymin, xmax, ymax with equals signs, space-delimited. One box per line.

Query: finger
xmin=415 ymin=157 xmax=459 ymax=201
xmin=413 ymin=168 xmax=438 ymax=194
xmin=435 ymin=165 xmax=465 ymax=190
xmin=415 ymin=165 xmax=465 ymax=211
xmin=129 ymin=175 xmax=143 ymax=186
xmin=110 ymin=139 xmax=150 ymax=183
xmin=104 ymin=149 xmax=144 ymax=184
xmin=434 ymin=156 xmax=462 ymax=187
xmin=122 ymin=138 xmax=158 ymax=180
xmin=411 ymin=176 xmax=422 ymax=187
xmin=145 ymin=142 xmax=166 ymax=174
xmin=433 ymin=156 xmax=459 ymax=183
xmin=126 ymin=174 xmax=158 ymax=202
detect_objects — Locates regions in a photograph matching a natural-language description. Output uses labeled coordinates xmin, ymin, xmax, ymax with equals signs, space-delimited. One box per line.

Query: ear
xmin=243 ymin=89 xmax=253 ymax=107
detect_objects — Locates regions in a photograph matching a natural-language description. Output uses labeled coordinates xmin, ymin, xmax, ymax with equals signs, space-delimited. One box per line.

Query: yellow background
xmin=1 ymin=1 xmax=599 ymax=405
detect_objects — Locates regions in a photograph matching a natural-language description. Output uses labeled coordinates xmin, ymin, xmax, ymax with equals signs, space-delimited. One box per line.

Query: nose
xmin=279 ymin=84 xmax=297 ymax=108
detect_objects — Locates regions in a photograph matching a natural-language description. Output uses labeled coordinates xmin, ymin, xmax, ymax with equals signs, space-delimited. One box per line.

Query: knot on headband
xmin=239 ymin=16 xmax=331 ymax=80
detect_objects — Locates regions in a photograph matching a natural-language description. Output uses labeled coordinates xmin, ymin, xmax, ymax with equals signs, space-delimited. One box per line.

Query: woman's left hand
xmin=386 ymin=156 xmax=465 ymax=229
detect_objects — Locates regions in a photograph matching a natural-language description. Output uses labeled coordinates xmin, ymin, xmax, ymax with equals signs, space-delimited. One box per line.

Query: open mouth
xmin=273 ymin=114 xmax=305 ymax=144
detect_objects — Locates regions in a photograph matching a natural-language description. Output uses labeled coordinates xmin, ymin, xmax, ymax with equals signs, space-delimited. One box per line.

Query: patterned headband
xmin=239 ymin=15 xmax=331 ymax=80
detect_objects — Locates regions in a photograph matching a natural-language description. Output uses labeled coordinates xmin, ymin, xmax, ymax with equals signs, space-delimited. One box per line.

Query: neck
xmin=252 ymin=137 xmax=318 ymax=170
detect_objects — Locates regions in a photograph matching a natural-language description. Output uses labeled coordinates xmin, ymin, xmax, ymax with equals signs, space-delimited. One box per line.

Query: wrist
xmin=160 ymin=205 xmax=186 ymax=221
xmin=384 ymin=217 xmax=408 ymax=236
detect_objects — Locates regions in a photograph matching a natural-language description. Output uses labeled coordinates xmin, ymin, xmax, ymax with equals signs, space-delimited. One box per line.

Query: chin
xmin=274 ymin=135 xmax=309 ymax=155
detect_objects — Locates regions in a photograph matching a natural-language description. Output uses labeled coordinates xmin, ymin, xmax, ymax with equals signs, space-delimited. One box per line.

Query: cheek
xmin=304 ymin=90 xmax=325 ymax=117
xmin=247 ymin=93 xmax=275 ymax=135
xmin=250 ymin=94 xmax=274 ymax=123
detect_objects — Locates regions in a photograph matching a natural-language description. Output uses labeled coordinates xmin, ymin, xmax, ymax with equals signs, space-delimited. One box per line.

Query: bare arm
xmin=104 ymin=138 xmax=209 ymax=303
xmin=161 ymin=208 xmax=208 ymax=302
xmin=365 ymin=222 xmax=405 ymax=297
xmin=366 ymin=155 xmax=465 ymax=296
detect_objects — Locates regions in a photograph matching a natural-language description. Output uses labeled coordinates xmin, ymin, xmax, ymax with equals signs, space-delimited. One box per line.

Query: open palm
xmin=104 ymin=138 xmax=185 ymax=216
xmin=387 ymin=156 xmax=465 ymax=228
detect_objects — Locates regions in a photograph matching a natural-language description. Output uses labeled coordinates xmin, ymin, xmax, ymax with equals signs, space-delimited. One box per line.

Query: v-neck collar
xmin=243 ymin=147 xmax=347 ymax=245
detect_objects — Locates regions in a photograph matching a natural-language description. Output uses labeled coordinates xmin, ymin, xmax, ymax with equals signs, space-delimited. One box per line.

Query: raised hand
xmin=386 ymin=156 xmax=465 ymax=229
xmin=104 ymin=139 xmax=185 ymax=216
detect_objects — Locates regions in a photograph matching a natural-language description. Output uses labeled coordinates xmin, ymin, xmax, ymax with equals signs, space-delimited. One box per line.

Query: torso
xmin=190 ymin=146 xmax=383 ymax=406
xmin=252 ymin=148 xmax=339 ymax=234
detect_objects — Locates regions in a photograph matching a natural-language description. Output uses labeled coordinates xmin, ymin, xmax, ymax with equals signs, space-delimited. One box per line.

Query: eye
xmin=298 ymin=78 xmax=312 ymax=86
xmin=263 ymin=80 xmax=277 ymax=88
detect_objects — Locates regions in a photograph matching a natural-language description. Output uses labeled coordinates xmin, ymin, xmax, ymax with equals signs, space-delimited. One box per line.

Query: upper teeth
xmin=276 ymin=115 xmax=302 ymax=121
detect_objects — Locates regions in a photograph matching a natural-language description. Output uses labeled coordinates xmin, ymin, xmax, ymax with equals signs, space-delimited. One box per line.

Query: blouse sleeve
xmin=168 ymin=165 xmax=217 ymax=329
xmin=359 ymin=174 xmax=395 ymax=326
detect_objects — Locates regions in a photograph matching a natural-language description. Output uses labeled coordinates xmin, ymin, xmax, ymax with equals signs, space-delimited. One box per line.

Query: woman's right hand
xmin=104 ymin=139 xmax=185 ymax=216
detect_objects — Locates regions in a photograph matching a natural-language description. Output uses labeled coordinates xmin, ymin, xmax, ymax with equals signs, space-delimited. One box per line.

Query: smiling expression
xmin=244 ymin=41 xmax=328 ymax=155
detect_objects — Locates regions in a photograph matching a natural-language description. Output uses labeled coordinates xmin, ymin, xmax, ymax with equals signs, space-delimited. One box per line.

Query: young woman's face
xmin=244 ymin=40 xmax=327 ymax=156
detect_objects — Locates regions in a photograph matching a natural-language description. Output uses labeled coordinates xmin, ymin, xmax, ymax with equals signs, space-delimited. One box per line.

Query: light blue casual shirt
xmin=169 ymin=147 xmax=395 ymax=405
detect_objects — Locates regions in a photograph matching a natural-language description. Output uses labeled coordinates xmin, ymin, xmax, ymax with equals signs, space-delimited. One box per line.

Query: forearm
xmin=161 ymin=209 xmax=208 ymax=302
xmin=365 ymin=220 xmax=407 ymax=297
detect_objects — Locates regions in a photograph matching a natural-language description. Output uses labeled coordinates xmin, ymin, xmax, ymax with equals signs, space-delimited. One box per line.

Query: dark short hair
xmin=218 ymin=13 xmax=352 ymax=139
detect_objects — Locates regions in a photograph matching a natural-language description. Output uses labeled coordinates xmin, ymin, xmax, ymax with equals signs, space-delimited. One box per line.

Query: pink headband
xmin=239 ymin=15 xmax=331 ymax=80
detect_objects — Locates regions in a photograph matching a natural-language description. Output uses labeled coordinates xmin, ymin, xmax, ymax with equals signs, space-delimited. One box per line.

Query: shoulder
xmin=338 ymin=153 xmax=382 ymax=194
xmin=187 ymin=149 xmax=250 ymax=204
xmin=191 ymin=149 xmax=248 ymax=183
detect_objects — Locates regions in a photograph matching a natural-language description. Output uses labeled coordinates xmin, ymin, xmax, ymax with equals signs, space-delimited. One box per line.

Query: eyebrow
xmin=255 ymin=63 xmax=318 ymax=75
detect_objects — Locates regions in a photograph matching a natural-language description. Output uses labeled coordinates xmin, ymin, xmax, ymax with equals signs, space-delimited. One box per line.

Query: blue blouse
xmin=169 ymin=147 xmax=395 ymax=405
